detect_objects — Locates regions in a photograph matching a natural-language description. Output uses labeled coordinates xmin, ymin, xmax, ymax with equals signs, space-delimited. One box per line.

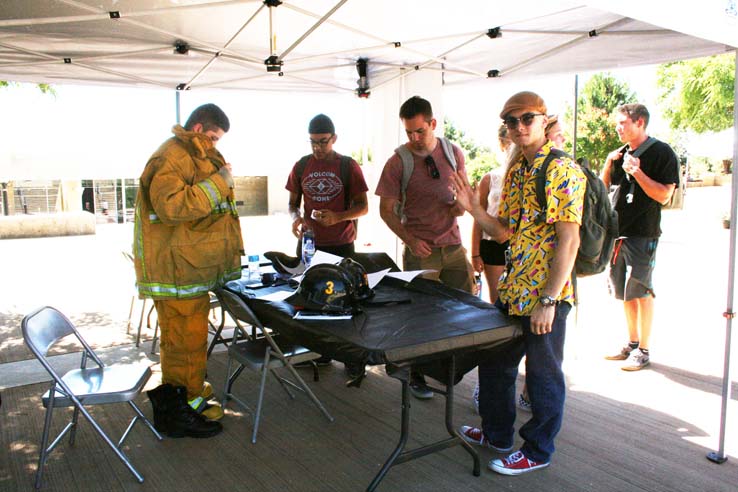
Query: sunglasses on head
xmin=503 ymin=112 xmax=544 ymax=129
xmin=424 ymin=155 xmax=440 ymax=179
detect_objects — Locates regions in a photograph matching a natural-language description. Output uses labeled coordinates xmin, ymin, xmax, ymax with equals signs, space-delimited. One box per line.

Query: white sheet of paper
xmin=259 ymin=290 xmax=294 ymax=302
xmin=291 ymin=250 xmax=345 ymax=284
xmin=293 ymin=311 xmax=352 ymax=320
xmin=386 ymin=270 xmax=436 ymax=282
xmin=367 ymin=268 xmax=391 ymax=289
xmin=310 ymin=250 xmax=344 ymax=266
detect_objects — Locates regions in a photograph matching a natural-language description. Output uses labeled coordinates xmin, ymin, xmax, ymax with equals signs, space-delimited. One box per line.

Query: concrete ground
xmin=1 ymin=184 xmax=736 ymax=460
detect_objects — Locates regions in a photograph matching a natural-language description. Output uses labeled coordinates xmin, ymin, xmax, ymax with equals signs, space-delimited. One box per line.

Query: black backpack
xmin=534 ymin=148 xmax=619 ymax=277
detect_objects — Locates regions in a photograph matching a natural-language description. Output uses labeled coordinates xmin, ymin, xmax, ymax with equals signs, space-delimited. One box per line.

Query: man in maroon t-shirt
xmin=375 ymin=96 xmax=474 ymax=399
xmin=286 ymin=114 xmax=369 ymax=259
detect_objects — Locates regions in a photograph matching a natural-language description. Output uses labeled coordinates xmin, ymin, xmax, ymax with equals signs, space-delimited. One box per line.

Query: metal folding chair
xmin=22 ymin=306 xmax=162 ymax=489
xmin=122 ymin=251 xmax=155 ymax=349
xmin=214 ymin=288 xmax=334 ymax=443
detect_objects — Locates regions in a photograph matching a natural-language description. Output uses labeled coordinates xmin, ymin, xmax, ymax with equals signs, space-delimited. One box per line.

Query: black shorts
xmin=479 ymin=239 xmax=509 ymax=266
xmin=609 ymin=237 xmax=658 ymax=301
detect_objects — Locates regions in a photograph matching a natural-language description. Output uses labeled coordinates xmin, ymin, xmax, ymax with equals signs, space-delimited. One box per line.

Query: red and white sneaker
xmin=459 ymin=426 xmax=513 ymax=453
xmin=489 ymin=450 xmax=549 ymax=475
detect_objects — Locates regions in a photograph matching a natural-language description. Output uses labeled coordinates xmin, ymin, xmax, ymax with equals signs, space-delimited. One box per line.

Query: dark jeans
xmin=478 ymin=301 xmax=571 ymax=463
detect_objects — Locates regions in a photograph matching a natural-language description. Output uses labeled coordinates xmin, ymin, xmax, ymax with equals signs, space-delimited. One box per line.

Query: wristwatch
xmin=539 ymin=295 xmax=557 ymax=307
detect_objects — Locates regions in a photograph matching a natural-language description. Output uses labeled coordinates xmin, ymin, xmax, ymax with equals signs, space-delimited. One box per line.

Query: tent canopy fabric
xmin=1 ymin=1 xmax=736 ymax=93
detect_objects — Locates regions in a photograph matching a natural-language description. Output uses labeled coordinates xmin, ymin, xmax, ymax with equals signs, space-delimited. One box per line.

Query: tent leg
xmin=707 ymin=49 xmax=738 ymax=465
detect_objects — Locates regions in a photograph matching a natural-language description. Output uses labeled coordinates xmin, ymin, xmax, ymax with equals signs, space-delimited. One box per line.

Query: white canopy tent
xmin=2 ymin=0 xmax=737 ymax=463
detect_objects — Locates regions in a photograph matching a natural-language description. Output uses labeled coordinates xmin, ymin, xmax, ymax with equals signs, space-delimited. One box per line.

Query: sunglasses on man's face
xmin=309 ymin=136 xmax=333 ymax=147
xmin=425 ymin=155 xmax=440 ymax=179
xmin=503 ymin=112 xmax=544 ymax=129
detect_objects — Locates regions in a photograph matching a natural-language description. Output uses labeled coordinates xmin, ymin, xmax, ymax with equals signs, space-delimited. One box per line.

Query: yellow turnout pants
xmin=154 ymin=296 xmax=210 ymax=400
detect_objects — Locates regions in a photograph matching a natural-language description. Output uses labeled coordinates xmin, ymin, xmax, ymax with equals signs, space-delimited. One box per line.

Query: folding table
xmin=225 ymin=253 xmax=521 ymax=491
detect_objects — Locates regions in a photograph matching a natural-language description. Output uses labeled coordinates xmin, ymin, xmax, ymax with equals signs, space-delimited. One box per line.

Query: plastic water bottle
xmin=302 ymin=228 xmax=316 ymax=267
xmin=247 ymin=254 xmax=261 ymax=283
xmin=475 ymin=272 xmax=483 ymax=299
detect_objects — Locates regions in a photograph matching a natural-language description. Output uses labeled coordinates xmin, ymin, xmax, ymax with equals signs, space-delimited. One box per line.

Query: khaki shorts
xmin=403 ymin=243 xmax=474 ymax=294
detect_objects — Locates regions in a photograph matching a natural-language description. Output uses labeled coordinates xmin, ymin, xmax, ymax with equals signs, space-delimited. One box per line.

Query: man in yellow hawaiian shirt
xmin=451 ymin=91 xmax=585 ymax=476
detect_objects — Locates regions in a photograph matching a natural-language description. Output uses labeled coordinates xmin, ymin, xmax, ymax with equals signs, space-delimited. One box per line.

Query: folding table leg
xmin=366 ymin=356 xmax=480 ymax=492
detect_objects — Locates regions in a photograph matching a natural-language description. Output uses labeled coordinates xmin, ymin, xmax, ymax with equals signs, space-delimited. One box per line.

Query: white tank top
xmin=482 ymin=170 xmax=504 ymax=241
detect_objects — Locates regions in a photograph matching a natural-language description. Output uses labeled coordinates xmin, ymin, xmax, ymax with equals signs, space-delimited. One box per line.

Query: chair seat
xmin=228 ymin=338 xmax=318 ymax=370
xmin=43 ymin=363 xmax=152 ymax=408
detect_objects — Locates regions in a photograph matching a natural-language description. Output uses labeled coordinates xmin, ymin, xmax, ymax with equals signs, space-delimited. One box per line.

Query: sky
xmin=0 ymin=63 xmax=734 ymax=182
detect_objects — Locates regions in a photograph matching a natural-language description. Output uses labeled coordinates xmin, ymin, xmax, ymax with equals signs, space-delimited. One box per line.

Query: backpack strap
xmin=630 ymin=136 xmax=657 ymax=158
xmin=438 ymin=137 xmax=458 ymax=171
xmin=339 ymin=154 xmax=352 ymax=210
xmin=534 ymin=148 xmax=572 ymax=225
xmin=394 ymin=144 xmax=415 ymax=220
xmin=294 ymin=154 xmax=312 ymax=209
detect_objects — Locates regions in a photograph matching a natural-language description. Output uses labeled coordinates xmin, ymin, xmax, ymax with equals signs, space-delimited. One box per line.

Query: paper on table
xmin=293 ymin=311 xmax=352 ymax=320
xmin=367 ymin=268 xmax=391 ymax=289
xmin=310 ymin=250 xmax=344 ymax=266
xmin=386 ymin=270 xmax=436 ymax=282
xmin=291 ymin=250 xmax=344 ymax=284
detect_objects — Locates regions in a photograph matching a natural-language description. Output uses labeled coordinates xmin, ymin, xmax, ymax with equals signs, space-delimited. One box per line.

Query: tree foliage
xmin=567 ymin=72 xmax=637 ymax=173
xmin=0 ymin=80 xmax=56 ymax=95
xmin=656 ymin=53 xmax=735 ymax=133
xmin=444 ymin=117 xmax=497 ymax=184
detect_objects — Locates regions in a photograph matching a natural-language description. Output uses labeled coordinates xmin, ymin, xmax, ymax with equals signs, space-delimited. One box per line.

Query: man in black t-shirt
xmin=601 ymin=103 xmax=679 ymax=371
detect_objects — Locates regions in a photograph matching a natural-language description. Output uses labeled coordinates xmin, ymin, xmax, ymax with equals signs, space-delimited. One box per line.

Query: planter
xmin=722 ymin=159 xmax=732 ymax=174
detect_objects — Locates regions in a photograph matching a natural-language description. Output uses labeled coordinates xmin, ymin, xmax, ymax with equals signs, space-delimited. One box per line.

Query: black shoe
xmin=148 ymin=384 xmax=223 ymax=438
xmin=409 ymin=374 xmax=433 ymax=400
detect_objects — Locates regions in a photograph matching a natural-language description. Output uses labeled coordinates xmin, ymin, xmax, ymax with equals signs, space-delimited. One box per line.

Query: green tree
xmin=656 ymin=53 xmax=735 ymax=133
xmin=567 ymin=73 xmax=637 ymax=172
xmin=444 ymin=118 xmax=497 ymax=184
xmin=0 ymin=80 xmax=56 ymax=95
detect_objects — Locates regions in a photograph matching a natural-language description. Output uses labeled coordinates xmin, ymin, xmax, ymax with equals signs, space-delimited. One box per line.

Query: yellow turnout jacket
xmin=133 ymin=125 xmax=244 ymax=299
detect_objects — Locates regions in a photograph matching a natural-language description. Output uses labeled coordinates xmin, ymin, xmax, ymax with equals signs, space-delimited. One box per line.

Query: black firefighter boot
xmin=147 ymin=384 xmax=222 ymax=438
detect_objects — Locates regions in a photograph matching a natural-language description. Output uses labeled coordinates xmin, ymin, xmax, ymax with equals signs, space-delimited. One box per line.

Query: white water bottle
xmin=302 ymin=228 xmax=316 ymax=267
xmin=247 ymin=254 xmax=261 ymax=282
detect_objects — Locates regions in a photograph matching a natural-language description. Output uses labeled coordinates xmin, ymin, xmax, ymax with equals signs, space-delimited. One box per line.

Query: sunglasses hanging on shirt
xmin=424 ymin=155 xmax=440 ymax=179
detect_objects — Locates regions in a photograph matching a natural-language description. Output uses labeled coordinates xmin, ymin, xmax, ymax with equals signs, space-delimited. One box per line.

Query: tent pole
xmin=175 ymin=91 xmax=181 ymax=125
xmin=707 ymin=49 xmax=738 ymax=465
xmin=573 ymin=74 xmax=578 ymax=162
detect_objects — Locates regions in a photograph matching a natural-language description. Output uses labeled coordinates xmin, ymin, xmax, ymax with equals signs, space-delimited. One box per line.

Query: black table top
xmin=224 ymin=252 xmax=521 ymax=382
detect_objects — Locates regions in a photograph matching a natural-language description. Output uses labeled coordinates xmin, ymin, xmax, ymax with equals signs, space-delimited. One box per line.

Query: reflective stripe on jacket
xmin=133 ymin=125 xmax=244 ymax=299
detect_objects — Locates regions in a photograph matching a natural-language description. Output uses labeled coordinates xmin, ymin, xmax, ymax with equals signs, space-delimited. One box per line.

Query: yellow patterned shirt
xmin=497 ymin=141 xmax=585 ymax=316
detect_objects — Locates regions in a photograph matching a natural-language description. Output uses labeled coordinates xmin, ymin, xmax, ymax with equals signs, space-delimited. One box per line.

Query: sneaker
xmin=344 ymin=362 xmax=366 ymax=380
xmin=409 ymin=374 xmax=433 ymax=400
xmin=459 ymin=426 xmax=513 ymax=453
xmin=621 ymin=348 xmax=650 ymax=371
xmin=517 ymin=393 xmax=532 ymax=412
xmin=489 ymin=450 xmax=549 ymax=475
xmin=472 ymin=383 xmax=480 ymax=414
xmin=605 ymin=345 xmax=636 ymax=361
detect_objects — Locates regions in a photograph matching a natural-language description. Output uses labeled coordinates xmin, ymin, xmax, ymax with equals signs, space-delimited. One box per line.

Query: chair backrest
xmin=213 ymin=288 xmax=293 ymax=359
xmin=22 ymin=306 xmax=103 ymax=368
xmin=214 ymin=289 xmax=264 ymax=332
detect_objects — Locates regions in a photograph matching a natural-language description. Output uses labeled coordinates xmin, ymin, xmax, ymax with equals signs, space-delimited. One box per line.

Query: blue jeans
xmin=478 ymin=301 xmax=571 ymax=463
